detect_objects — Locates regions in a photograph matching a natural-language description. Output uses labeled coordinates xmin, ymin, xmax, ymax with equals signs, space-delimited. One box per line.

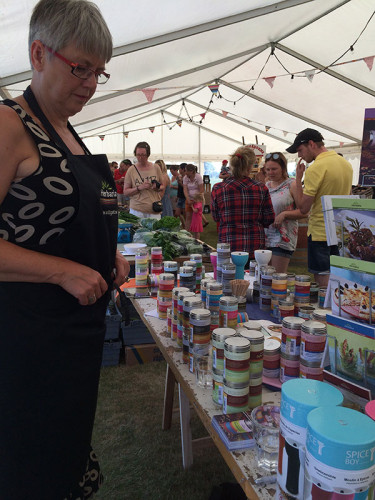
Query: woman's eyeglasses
xmin=265 ymin=153 xmax=281 ymax=161
xmin=44 ymin=44 xmax=110 ymax=84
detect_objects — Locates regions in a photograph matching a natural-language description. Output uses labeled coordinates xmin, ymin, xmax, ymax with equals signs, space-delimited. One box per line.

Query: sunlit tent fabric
xmin=1 ymin=0 xmax=374 ymax=181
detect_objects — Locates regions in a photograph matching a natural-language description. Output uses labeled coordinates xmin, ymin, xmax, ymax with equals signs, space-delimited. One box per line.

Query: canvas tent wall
xmin=1 ymin=0 xmax=374 ymax=182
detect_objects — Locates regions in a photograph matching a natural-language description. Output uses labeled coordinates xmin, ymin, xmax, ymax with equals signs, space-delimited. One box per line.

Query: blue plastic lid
xmin=281 ymin=379 xmax=343 ymax=429
xmin=307 ymin=406 xmax=375 ymax=470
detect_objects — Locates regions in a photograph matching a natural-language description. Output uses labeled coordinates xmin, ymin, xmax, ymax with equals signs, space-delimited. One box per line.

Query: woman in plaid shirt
xmin=211 ymin=147 xmax=275 ymax=259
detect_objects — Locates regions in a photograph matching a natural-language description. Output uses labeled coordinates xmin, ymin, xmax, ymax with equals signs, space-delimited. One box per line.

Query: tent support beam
xmin=219 ymin=80 xmax=360 ymax=144
xmin=184 ymin=98 xmax=291 ymax=145
xmin=163 ymin=110 xmax=242 ymax=146
xmin=275 ymin=43 xmax=375 ymax=97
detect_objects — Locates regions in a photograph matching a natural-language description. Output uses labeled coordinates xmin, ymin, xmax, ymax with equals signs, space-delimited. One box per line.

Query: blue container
xmin=305 ymin=406 xmax=375 ymax=496
xmin=102 ymin=340 xmax=122 ymax=367
xmin=278 ymin=379 xmax=344 ymax=499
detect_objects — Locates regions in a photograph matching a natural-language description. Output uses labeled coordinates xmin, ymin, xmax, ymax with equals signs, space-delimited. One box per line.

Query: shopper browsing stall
xmin=289 ymin=128 xmax=353 ymax=286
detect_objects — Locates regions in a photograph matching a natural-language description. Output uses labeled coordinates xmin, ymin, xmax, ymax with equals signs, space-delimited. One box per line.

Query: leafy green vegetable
xmin=140 ymin=218 xmax=157 ymax=230
xmin=118 ymin=211 xmax=139 ymax=223
xmin=153 ymin=216 xmax=181 ymax=231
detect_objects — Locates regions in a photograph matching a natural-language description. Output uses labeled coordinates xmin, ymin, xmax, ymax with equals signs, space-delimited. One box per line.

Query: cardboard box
xmin=125 ymin=343 xmax=164 ymax=366
xmin=326 ymin=313 xmax=375 ymax=393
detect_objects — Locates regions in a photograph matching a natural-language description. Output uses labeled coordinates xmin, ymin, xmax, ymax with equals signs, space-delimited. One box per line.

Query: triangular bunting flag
xmin=149 ymin=127 xmax=155 ymax=133
xmin=222 ymin=111 xmax=228 ymax=117
xmin=264 ymin=77 xmax=276 ymax=88
xmin=142 ymin=88 xmax=156 ymax=103
xmin=177 ymin=120 xmax=182 ymax=127
xmin=99 ymin=135 xmax=105 ymax=141
xmin=339 ymin=142 xmax=344 ymax=147
xmin=200 ymin=113 xmax=206 ymax=119
xmin=265 ymin=126 xmax=271 ymax=132
xmin=305 ymin=70 xmax=315 ymax=82
xmin=208 ymin=84 xmax=220 ymax=94
xmin=123 ymin=132 xmax=129 ymax=138
xmin=283 ymin=131 xmax=288 ymax=137
xmin=364 ymin=56 xmax=374 ymax=71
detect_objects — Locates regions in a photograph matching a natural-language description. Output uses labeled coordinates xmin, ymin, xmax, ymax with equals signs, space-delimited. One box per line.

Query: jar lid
xmin=224 ymin=336 xmax=251 ymax=351
xmin=221 ymin=263 xmax=236 ymax=271
xmin=282 ymin=316 xmax=306 ymax=328
xmin=212 ymin=327 xmax=237 ymax=341
xmin=159 ymin=273 xmax=175 ymax=281
xmin=178 ymin=291 xmax=195 ymax=301
xmin=295 ymin=274 xmax=311 ymax=282
xmin=217 ymin=243 xmax=230 ymax=251
xmin=190 ymin=308 xmax=211 ymax=320
xmin=272 ymin=273 xmax=288 ymax=280
xmin=312 ymin=308 xmax=330 ymax=321
xmin=183 ymin=261 xmax=197 ymax=269
xmin=151 ymin=246 xmax=162 ymax=253
xmin=189 ymin=254 xmax=202 ymax=261
xmin=183 ymin=297 xmax=203 ymax=307
xmin=278 ymin=299 xmax=294 ymax=307
xmin=242 ymin=321 xmax=262 ymax=331
xmin=264 ymin=337 xmax=281 ymax=353
xmin=179 ymin=266 xmax=194 ymax=275
xmin=164 ymin=260 xmax=178 ymax=268
xmin=172 ymin=287 xmax=189 ymax=298
xmin=301 ymin=320 xmax=327 ymax=335
xmin=219 ymin=296 xmax=238 ymax=306
xmin=238 ymin=329 xmax=264 ymax=343
xmin=206 ymin=282 xmax=223 ymax=291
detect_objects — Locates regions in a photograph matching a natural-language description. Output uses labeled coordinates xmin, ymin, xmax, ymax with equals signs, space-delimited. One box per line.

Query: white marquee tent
xmin=1 ymin=0 xmax=375 ymax=181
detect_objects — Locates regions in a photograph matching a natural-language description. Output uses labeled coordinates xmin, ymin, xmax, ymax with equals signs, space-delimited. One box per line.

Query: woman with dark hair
xmin=123 ymin=141 xmax=165 ymax=219
xmin=264 ymin=152 xmax=305 ymax=273
xmin=211 ymin=146 xmax=274 ymax=258
xmin=0 ymin=0 xmax=130 ymax=497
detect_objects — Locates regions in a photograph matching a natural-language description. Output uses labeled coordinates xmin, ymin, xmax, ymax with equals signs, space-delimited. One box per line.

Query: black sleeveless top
xmin=0 ymin=100 xmax=80 ymax=248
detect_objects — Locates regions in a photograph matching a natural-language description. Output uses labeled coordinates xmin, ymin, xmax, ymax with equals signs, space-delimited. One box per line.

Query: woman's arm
xmin=272 ymin=181 xmax=306 ymax=228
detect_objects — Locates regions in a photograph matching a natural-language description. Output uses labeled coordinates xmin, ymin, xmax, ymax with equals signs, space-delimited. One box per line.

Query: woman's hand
xmin=139 ymin=181 xmax=152 ymax=191
xmin=56 ymin=261 xmax=109 ymax=306
xmin=113 ymin=251 xmax=130 ymax=288
xmin=273 ymin=212 xmax=286 ymax=229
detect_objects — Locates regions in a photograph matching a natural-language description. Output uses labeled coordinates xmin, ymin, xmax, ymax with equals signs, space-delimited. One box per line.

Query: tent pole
xmin=198 ymin=126 xmax=201 ymax=174
xmin=122 ymin=125 xmax=125 ymax=159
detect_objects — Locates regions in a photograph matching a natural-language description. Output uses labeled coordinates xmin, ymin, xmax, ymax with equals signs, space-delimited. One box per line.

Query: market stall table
xmin=128 ymin=294 xmax=280 ymax=500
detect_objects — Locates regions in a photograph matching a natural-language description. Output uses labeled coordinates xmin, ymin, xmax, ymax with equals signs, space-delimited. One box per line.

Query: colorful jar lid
xmin=301 ymin=320 xmax=326 ymax=335
xmin=281 ymin=379 xmax=343 ymax=430
xmin=307 ymin=406 xmax=375 ymax=470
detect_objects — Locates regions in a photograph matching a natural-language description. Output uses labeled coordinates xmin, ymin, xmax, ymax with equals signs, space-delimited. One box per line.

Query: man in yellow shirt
xmin=287 ymin=129 xmax=353 ymax=286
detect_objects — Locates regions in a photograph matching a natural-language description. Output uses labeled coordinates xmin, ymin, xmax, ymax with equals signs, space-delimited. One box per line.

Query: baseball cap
xmin=121 ymin=159 xmax=132 ymax=166
xmin=286 ymin=128 xmax=324 ymax=153
xmin=220 ymin=165 xmax=230 ymax=174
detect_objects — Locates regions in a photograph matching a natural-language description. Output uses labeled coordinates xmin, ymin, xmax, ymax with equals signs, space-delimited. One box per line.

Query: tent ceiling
xmin=1 ymin=0 xmax=374 ymax=156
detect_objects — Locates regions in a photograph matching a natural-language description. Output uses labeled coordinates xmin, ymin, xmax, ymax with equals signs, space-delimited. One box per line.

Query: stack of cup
xmin=280 ymin=316 xmax=305 ymax=383
xmin=211 ymin=327 xmax=236 ymax=407
xmin=200 ymin=277 xmax=214 ymax=306
xmin=216 ymin=243 xmax=231 ymax=284
xmin=190 ymin=254 xmax=203 ymax=291
xmin=238 ymin=329 xmax=264 ymax=409
xmin=299 ymin=320 xmax=326 ymax=380
xmin=221 ymin=263 xmax=236 ymax=295
xmin=294 ymin=274 xmax=311 ymax=315
xmin=219 ymin=296 xmax=238 ymax=329
xmin=135 ymin=247 xmax=149 ymax=295
xmin=223 ymin=336 xmax=251 ymax=414
xmin=177 ymin=291 xmax=195 ymax=350
xmin=206 ymin=281 xmax=223 ymax=333
xmin=271 ymin=273 xmax=288 ymax=318
xmin=171 ymin=287 xmax=189 ymax=342
xmin=164 ymin=261 xmax=178 ymax=287
xmin=179 ymin=265 xmax=195 ymax=292
xmin=157 ymin=273 xmax=174 ymax=319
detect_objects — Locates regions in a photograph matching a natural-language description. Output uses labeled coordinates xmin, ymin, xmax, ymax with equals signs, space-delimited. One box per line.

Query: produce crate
xmin=102 ymin=340 xmax=122 ymax=367
xmin=121 ymin=320 xmax=154 ymax=345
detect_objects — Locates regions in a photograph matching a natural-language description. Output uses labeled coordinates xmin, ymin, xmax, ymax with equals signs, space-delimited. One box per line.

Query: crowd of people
xmin=110 ymin=128 xmax=353 ymax=281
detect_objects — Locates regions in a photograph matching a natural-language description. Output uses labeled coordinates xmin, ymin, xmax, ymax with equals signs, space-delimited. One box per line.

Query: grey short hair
xmin=29 ymin=0 xmax=112 ymax=64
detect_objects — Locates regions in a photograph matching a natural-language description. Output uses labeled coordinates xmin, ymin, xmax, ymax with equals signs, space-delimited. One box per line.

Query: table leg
xmin=162 ymin=364 xmax=176 ymax=430
xmin=178 ymin=383 xmax=193 ymax=469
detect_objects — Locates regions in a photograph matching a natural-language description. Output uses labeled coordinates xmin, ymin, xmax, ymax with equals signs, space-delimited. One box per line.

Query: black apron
xmin=0 ymin=87 xmax=118 ymax=499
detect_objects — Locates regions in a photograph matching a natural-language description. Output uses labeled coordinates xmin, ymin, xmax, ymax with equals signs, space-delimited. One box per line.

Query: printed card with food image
xmin=330 ymin=198 xmax=375 ymax=262
xmin=326 ymin=313 xmax=375 ymax=393
xmin=329 ymin=256 xmax=375 ymax=324
xmin=321 ymin=195 xmax=360 ymax=246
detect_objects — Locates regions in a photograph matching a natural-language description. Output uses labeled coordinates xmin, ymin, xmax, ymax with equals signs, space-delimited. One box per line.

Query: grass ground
xmin=92 ymin=213 xmax=310 ymax=499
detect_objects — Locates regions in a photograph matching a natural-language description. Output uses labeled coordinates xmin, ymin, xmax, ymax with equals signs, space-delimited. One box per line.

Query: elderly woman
xmin=264 ymin=152 xmax=305 ymax=273
xmin=211 ymin=146 xmax=275 ymax=258
xmin=123 ymin=141 xmax=165 ymax=219
xmin=0 ymin=0 xmax=130 ymax=498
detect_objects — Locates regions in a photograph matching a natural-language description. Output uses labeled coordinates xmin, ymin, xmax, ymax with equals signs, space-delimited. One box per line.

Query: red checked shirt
xmin=211 ymin=177 xmax=275 ymax=258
